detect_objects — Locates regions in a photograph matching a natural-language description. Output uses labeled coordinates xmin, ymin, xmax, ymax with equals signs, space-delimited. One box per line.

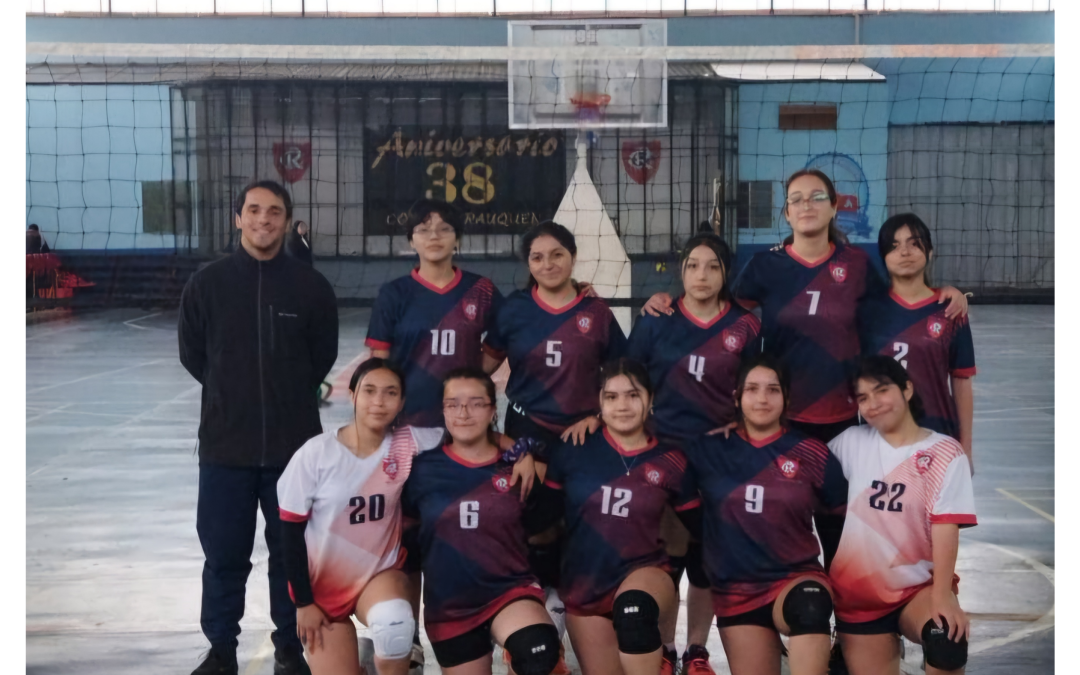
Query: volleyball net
xmin=25 ymin=40 xmax=1054 ymax=306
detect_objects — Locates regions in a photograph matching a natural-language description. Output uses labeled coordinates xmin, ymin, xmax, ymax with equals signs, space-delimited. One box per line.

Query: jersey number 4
xmin=430 ymin=329 xmax=456 ymax=356
xmin=349 ymin=494 xmax=386 ymax=524
xmin=868 ymin=481 xmax=906 ymax=512
xmin=600 ymin=486 xmax=632 ymax=517
xmin=689 ymin=355 xmax=706 ymax=382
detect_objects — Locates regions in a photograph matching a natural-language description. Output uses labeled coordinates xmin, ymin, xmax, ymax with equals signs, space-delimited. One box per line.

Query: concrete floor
xmin=26 ymin=305 xmax=1054 ymax=674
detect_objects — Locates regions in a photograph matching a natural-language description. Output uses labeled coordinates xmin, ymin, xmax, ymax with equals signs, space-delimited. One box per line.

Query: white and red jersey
xmin=277 ymin=425 xmax=444 ymax=620
xmin=827 ymin=425 xmax=976 ymax=623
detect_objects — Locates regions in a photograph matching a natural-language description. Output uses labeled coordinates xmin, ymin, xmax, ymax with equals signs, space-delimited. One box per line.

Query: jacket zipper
xmin=258 ymin=262 xmax=268 ymax=466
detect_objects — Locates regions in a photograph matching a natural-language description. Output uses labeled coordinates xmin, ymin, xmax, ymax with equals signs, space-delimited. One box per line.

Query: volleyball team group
xmin=268 ymin=168 xmax=979 ymax=675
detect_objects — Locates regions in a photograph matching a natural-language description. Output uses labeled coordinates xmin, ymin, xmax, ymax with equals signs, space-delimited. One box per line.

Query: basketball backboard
xmin=508 ymin=19 xmax=668 ymax=129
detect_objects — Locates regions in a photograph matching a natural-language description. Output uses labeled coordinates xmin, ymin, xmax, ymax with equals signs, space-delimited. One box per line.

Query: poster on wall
xmin=365 ymin=128 xmax=566 ymax=235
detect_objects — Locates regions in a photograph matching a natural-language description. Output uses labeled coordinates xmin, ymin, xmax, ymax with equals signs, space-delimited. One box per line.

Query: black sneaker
xmin=828 ymin=642 xmax=849 ymax=675
xmin=191 ymin=646 xmax=238 ymax=675
xmin=274 ymin=644 xmax=312 ymax=675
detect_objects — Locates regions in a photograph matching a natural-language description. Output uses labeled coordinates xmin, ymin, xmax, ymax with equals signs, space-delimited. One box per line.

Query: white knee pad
xmin=366 ymin=599 xmax=415 ymax=660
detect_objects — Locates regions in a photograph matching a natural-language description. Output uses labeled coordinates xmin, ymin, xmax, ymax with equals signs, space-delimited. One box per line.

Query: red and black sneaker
xmin=682 ymin=644 xmax=716 ymax=675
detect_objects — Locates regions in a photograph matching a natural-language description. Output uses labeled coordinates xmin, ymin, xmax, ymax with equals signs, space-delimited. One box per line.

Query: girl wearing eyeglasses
xmin=401 ymin=368 xmax=560 ymax=675
xmin=366 ymin=199 xmax=505 ymax=428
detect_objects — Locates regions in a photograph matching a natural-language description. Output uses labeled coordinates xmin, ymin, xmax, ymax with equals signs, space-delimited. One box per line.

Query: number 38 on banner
xmin=426 ymin=162 xmax=496 ymax=205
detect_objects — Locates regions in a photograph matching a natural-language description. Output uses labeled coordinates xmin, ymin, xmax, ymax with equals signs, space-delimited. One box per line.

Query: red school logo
xmin=272 ymin=142 xmax=312 ymax=184
xmin=829 ymin=262 xmax=847 ymax=283
xmin=915 ymin=452 xmax=933 ymax=474
xmin=577 ymin=314 xmax=592 ymax=334
xmin=927 ymin=317 xmax=945 ymax=339
xmin=492 ymin=473 xmax=511 ymax=493
xmin=464 ymin=303 xmax=478 ymax=321
xmin=722 ymin=329 xmax=744 ymax=353
xmin=777 ymin=456 xmax=800 ymax=479
xmin=621 ymin=140 xmax=662 ymax=185
xmin=382 ymin=455 xmax=399 ymax=480
xmin=643 ymin=464 xmax=664 ymax=486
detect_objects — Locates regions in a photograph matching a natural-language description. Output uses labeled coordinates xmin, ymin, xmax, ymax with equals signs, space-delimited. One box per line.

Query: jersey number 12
xmin=600 ymin=486 xmax=632 ymax=517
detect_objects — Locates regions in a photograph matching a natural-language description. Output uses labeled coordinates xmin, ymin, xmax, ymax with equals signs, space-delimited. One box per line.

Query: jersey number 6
xmin=460 ymin=501 xmax=480 ymax=529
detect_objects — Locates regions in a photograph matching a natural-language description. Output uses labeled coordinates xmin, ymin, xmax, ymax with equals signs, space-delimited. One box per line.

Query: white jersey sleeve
xmin=410 ymin=426 xmax=446 ymax=454
xmin=827 ymin=425 xmax=868 ymax=480
xmin=930 ymin=453 xmax=977 ymax=526
xmin=277 ymin=439 xmax=321 ymax=522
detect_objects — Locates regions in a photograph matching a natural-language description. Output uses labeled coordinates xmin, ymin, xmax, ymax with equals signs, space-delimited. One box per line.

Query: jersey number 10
xmin=430 ymin=329 xmax=457 ymax=356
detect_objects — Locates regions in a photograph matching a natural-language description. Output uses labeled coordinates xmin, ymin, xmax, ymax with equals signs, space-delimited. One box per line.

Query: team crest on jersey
xmin=576 ymin=314 xmax=592 ymax=334
xmin=776 ymin=456 xmax=800 ymax=479
xmin=492 ymin=472 xmax=512 ymax=493
xmin=915 ymin=451 xmax=933 ymax=474
xmin=722 ymin=329 xmax=744 ymax=353
xmin=643 ymin=464 xmax=665 ymax=487
xmin=382 ymin=455 xmax=400 ymax=480
xmin=927 ymin=317 xmax=945 ymax=339
xmin=829 ymin=262 xmax=848 ymax=283
xmin=464 ymin=303 xmax=478 ymax=321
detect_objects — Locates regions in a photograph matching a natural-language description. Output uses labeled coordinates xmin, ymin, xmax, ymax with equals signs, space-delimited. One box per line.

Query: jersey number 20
xmin=349 ymin=494 xmax=386 ymax=524
xmin=600 ymin=486 xmax=632 ymax=517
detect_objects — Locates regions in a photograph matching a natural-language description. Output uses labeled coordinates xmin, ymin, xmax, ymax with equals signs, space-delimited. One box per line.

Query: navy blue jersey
xmin=366 ymin=268 xmax=503 ymax=426
xmin=402 ymin=446 xmax=542 ymax=642
xmin=858 ymin=290 xmax=976 ymax=439
xmin=626 ymin=297 xmax=762 ymax=443
xmin=544 ymin=429 xmax=698 ymax=615
xmin=731 ymin=243 xmax=887 ymax=424
xmin=683 ymin=428 xmax=847 ymax=616
xmin=485 ymin=287 xmax=627 ymax=430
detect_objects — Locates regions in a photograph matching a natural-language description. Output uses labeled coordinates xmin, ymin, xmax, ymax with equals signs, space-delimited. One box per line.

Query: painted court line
xmin=968 ymin=541 xmax=1055 ymax=657
xmin=996 ymin=488 xmax=1055 ymax=523
xmin=122 ymin=312 xmax=162 ymax=330
xmin=28 ymin=359 xmax=166 ymax=394
xmin=241 ymin=632 xmax=275 ymax=675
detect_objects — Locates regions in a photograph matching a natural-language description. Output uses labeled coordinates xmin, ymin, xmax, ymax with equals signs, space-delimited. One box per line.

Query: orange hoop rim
xmin=569 ymin=93 xmax=612 ymax=110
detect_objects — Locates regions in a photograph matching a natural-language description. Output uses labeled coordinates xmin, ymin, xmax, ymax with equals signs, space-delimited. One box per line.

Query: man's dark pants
xmin=197 ymin=464 xmax=302 ymax=654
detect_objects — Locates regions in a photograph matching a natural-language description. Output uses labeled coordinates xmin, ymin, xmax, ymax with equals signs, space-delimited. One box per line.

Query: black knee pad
xmin=612 ymin=590 xmax=662 ymax=655
xmin=504 ymin=623 xmax=561 ymax=675
xmin=685 ymin=542 xmax=710 ymax=589
xmin=781 ymin=581 xmax=833 ymax=636
xmin=922 ymin=619 xmax=968 ymax=671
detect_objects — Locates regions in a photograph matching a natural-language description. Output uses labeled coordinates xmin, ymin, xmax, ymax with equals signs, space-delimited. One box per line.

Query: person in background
xmin=286 ymin=220 xmax=313 ymax=265
xmin=179 ymin=179 xmax=339 ymax=675
xmin=27 ymin=224 xmax=50 ymax=254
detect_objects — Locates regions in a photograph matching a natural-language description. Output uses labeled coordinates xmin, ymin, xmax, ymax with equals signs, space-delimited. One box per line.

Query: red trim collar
xmin=442 ymin=444 xmax=500 ymax=468
xmin=889 ymin=288 xmax=940 ymax=310
xmin=603 ymin=427 xmax=658 ymax=457
xmin=411 ymin=266 xmax=463 ymax=294
xmin=531 ymin=285 xmax=586 ymax=315
xmin=785 ymin=243 xmax=836 ymax=268
xmin=678 ymin=296 xmax=730 ymax=329
xmin=737 ymin=427 xmax=786 ymax=448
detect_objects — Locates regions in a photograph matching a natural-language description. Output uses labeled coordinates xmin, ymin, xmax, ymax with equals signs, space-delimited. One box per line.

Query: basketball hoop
xmin=570 ymin=92 xmax=612 ymax=127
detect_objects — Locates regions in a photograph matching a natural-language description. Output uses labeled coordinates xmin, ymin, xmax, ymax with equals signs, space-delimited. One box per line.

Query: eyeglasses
xmin=414 ymin=226 xmax=456 ymax=239
xmin=786 ymin=192 xmax=832 ymax=208
xmin=443 ymin=400 xmax=493 ymax=415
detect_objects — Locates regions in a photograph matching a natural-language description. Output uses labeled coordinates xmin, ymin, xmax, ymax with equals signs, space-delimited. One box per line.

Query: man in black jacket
xmin=179 ymin=180 xmax=338 ymax=675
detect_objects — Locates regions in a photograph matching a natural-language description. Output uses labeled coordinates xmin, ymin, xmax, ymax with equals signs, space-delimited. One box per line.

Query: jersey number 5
xmin=430 ymin=329 xmax=456 ymax=356
xmin=600 ymin=486 xmax=632 ymax=517
xmin=546 ymin=340 xmax=562 ymax=367
xmin=460 ymin=501 xmax=480 ymax=529
xmin=868 ymin=480 xmax=906 ymax=512
xmin=349 ymin=494 xmax=386 ymax=524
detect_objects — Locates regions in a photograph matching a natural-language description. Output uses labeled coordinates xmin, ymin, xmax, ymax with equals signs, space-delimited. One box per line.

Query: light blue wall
xmin=737 ymin=80 xmax=890 ymax=246
xmin=26 ymin=85 xmax=174 ymax=250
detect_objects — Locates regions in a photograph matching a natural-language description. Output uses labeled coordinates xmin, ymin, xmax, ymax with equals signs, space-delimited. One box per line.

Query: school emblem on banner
xmin=777 ymin=456 xmax=800 ymax=479
xmin=829 ymin=262 xmax=848 ymax=283
xmin=621 ymin=140 xmax=662 ymax=185
xmin=273 ymin=142 xmax=312 ymax=184
xmin=927 ymin=317 xmax=945 ymax=339
xmin=576 ymin=314 xmax=592 ymax=334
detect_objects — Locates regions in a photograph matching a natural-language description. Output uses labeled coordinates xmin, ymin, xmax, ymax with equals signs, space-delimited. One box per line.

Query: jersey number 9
xmin=460 ymin=500 xmax=480 ymax=529
xmin=600 ymin=485 xmax=632 ymax=518
xmin=745 ymin=485 xmax=765 ymax=513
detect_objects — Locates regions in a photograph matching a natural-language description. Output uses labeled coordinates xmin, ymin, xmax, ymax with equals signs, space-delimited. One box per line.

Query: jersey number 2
xmin=430 ymin=329 xmax=456 ymax=356
xmin=349 ymin=494 xmax=386 ymax=524
xmin=600 ymin=486 xmax=632 ymax=517
xmin=893 ymin=342 xmax=909 ymax=369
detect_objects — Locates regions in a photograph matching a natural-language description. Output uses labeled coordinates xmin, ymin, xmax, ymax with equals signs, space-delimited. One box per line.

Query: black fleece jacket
xmin=178 ymin=245 xmax=338 ymax=467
